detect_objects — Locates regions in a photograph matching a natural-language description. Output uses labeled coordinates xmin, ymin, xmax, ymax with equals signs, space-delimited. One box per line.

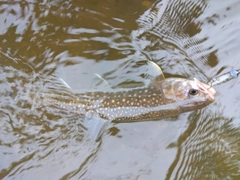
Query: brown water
xmin=1 ymin=0 xmax=240 ymax=179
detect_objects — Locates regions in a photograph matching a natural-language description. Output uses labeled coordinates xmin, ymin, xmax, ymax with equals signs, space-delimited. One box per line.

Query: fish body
xmin=46 ymin=78 xmax=215 ymax=123
xmin=43 ymin=62 xmax=216 ymax=140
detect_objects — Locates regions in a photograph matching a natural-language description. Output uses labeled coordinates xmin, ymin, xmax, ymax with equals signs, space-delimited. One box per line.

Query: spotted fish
xmin=43 ymin=63 xmax=216 ymax=140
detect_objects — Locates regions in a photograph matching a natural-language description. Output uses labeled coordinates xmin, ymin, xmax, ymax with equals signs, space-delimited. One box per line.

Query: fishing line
xmin=207 ymin=83 xmax=212 ymax=90
xmin=207 ymin=67 xmax=240 ymax=87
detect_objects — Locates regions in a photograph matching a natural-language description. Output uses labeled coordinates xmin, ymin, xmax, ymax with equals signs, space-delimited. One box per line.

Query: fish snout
xmin=194 ymin=78 xmax=216 ymax=101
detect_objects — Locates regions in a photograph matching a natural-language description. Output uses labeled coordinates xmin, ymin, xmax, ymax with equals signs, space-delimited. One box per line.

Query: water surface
xmin=1 ymin=0 xmax=240 ymax=179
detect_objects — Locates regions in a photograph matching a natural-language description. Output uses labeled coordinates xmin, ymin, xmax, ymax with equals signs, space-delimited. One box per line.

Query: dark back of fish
xmin=44 ymin=84 xmax=183 ymax=122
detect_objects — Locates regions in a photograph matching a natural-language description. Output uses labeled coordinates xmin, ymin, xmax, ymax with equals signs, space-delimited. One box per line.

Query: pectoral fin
xmin=146 ymin=61 xmax=165 ymax=86
xmin=92 ymin=61 xmax=165 ymax=89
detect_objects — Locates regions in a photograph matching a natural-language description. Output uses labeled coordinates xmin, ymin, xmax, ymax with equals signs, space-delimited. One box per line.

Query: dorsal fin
xmin=58 ymin=78 xmax=73 ymax=92
xmin=43 ymin=77 xmax=73 ymax=95
xmin=91 ymin=73 xmax=111 ymax=90
xmin=91 ymin=61 xmax=165 ymax=89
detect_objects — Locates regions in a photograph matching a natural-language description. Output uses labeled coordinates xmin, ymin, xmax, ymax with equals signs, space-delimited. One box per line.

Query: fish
xmin=43 ymin=62 xmax=216 ymax=140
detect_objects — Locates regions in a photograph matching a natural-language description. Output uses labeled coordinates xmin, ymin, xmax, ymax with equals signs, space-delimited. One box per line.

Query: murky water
xmin=1 ymin=0 xmax=240 ymax=179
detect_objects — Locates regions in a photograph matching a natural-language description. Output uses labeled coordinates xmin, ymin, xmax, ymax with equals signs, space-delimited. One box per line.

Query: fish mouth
xmin=194 ymin=78 xmax=216 ymax=101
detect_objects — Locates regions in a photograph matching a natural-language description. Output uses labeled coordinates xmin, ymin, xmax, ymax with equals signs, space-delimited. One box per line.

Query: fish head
xmin=161 ymin=78 xmax=216 ymax=110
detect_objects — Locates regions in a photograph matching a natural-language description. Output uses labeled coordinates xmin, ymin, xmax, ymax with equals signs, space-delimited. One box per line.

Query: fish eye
xmin=188 ymin=89 xmax=199 ymax=96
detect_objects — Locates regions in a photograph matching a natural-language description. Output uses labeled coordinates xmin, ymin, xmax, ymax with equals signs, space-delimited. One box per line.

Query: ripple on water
xmin=1 ymin=0 xmax=240 ymax=179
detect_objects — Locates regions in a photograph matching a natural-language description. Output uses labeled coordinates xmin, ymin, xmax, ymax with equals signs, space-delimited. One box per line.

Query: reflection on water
xmin=166 ymin=110 xmax=240 ymax=180
xmin=1 ymin=0 xmax=240 ymax=179
xmin=0 ymin=56 xmax=100 ymax=179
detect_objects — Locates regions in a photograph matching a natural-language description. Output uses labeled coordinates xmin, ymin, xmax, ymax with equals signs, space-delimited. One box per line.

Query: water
xmin=1 ymin=0 xmax=240 ymax=179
